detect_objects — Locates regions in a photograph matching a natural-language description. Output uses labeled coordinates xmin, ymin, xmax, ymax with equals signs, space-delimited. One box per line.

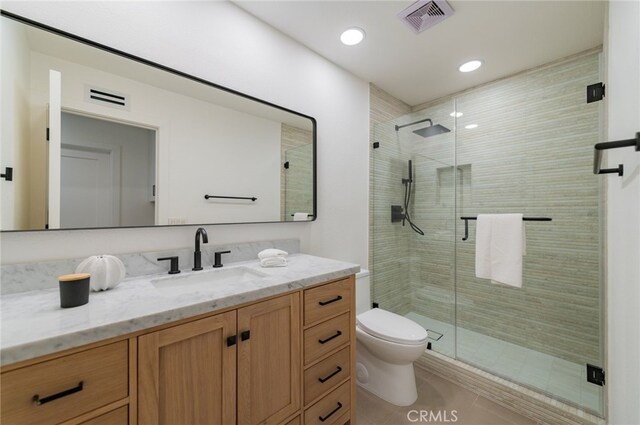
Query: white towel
xmin=258 ymin=248 xmax=288 ymax=260
xmin=475 ymin=215 xmax=494 ymax=280
xmin=260 ymin=256 xmax=288 ymax=267
xmin=293 ymin=212 xmax=309 ymax=221
xmin=475 ymin=214 xmax=526 ymax=288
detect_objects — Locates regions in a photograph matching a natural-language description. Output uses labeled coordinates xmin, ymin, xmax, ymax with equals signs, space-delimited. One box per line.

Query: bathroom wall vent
xmin=397 ymin=0 xmax=454 ymax=34
xmin=85 ymin=86 xmax=130 ymax=111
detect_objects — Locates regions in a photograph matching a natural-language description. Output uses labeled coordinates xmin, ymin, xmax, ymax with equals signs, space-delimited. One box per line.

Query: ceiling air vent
xmin=85 ymin=85 xmax=130 ymax=111
xmin=398 ymin=0 xmax=454 ymax=34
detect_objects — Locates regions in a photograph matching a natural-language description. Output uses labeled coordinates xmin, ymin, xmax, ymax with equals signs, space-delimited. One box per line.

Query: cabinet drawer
xmin=304 ymin=380 xmax=351 ymax=425
xmin=304 ymin=312 xmax=350 ymax=365
xmin=304 ymin=278 xmax=352 ymax=326
xmin=81 ymin=406 xmax=128 ymax=425
xmin=1 ymin=341 xmax=129 ymax=425
xmin=305 ymin=346 xmax=350 ymax=405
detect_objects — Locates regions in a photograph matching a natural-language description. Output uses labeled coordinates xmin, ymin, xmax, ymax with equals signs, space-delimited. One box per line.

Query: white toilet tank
xmin=356 ymin=269 xmax=371 ymax=315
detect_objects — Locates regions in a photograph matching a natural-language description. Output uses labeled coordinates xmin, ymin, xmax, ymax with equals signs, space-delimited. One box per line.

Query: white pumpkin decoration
xmin=75 ymin=255 xmax=126 ymax=291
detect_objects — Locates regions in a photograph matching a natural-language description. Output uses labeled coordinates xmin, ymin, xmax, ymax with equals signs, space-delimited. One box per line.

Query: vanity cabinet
xmin=138 ymin=311 xmax=237 ymax=425
xmin=138 ymin=292 xmax=300 ymax=425
xmin=0 ymin=274 xmax=356 ymax=425
xmin=237 ymin=293 xmax=301 ymax=425
xmin=0 ymin=340 xmax=130 ymax=425
xmin=302 ymin=276 xmax=356 ymax=425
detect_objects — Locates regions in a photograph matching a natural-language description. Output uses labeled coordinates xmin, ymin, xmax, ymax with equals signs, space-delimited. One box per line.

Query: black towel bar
xmin=593 ymin=132 xmax=640 ymax=177
xmin=460 ymin=216 xmax=552 ymax=241
xmin=204 ymin=194 xmax=257 ymax=201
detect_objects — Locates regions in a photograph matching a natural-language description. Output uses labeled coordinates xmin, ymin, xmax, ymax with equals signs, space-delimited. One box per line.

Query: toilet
xmin=355 ymin=270 xmax=428 ymax=406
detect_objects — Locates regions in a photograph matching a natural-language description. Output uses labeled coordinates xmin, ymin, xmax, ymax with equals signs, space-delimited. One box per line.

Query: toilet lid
xmin=357 ymin=309 xmax=428 ymax=345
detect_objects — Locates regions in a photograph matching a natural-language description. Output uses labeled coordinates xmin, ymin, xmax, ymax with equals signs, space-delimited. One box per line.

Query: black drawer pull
xmin=318 ymin=330 xmax=342 ymax=344
xmin=319 ymin=402 xmax=343 ymax=422
xmin=227 ymin=335 xmax=237 ymax=347
xmin=240 ymin=330 xmax=251 ymax=341
xmin=318 ymin=295 xmax=342 ymax=306
xmin=33 ymin=381 xmax=84 ymax=405
xmin=318 ymin=366 xmax=343 ymax=383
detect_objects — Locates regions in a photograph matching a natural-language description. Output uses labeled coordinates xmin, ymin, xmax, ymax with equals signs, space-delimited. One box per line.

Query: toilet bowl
xmin=355 ymin=270 xmax=428 ymax=406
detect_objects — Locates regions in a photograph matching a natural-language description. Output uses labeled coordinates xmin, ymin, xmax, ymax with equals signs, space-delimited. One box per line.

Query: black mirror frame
xmin=0 ymin=10 xmax=317 ymax=232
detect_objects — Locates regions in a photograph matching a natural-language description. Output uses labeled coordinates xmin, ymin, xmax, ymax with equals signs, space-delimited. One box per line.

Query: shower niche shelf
xmin=437 ymin=163 xmax=471 ymax=206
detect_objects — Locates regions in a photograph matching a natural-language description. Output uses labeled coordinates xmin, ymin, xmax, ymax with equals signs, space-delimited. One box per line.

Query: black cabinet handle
xmin=227 ymin=335 xmax=237 ymax=347
xmin=319 ymin=402 xmax=343 ymax=422
xmin=318 ymin=295 xmax=342 ymax=306
xmin=33 ymin=381 xmax=84 ymax=405
xmin=318 ymin=330 xmax=342 ymax=344
xmin=318 ymin=366 xmax=342 ymax=383
xmin=240 ymin=330 xmax=251 ymax=341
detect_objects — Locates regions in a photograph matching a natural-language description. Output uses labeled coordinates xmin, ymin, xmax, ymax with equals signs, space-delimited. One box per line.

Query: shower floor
xmin=405 ymin=312 xmax=602 ymax=415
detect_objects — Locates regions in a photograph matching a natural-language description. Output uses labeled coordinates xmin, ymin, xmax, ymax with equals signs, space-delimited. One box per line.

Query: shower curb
xmin=416 ymin=351 xmax=605 ymax=425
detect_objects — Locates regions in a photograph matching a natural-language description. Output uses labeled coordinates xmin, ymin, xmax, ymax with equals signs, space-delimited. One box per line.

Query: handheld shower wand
xmin=402 ymin=160 xmax=424 ymax=236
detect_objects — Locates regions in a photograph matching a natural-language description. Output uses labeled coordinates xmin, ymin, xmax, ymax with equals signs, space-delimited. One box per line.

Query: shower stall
xmin=370 ymin=50 xmax=604 ymax=416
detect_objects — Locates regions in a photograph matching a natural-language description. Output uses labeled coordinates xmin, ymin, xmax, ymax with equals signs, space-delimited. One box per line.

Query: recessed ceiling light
xmin=450 ymin=111 xmax=463 ymax=118
xmin=458 ymin=60 xmax=483 ymax=73
xmin=465 ymin=124 xmax=478 ymax=129
xmin=340 ymin=27 xmax=365 ymax=46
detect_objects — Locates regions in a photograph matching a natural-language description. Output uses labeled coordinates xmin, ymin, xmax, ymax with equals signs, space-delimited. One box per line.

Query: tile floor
xmin=405 ymin=312 xmax=603 ymax=415
xmin=357 ymin=366 xmax=537 ymax=425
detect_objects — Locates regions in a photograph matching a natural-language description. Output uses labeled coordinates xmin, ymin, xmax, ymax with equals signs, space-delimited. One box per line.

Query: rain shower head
xmin=413 ymin=124 xmax=451 ymax=138
xmin=395 ymin=117 xmax=451 ymax=138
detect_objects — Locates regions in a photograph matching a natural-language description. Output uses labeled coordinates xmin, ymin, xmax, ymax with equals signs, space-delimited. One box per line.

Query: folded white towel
xmin=258 ymin=248 xmax=288 ymax=260
xmin=260 ymin=256 xmax=288 ymax=268
xmin=475 ymin=214 xmax=526 ymax=288
xmin=293 ymin=212 xmax=309 ymax=221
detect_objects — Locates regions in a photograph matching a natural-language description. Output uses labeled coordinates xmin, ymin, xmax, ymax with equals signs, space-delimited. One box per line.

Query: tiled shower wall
xmin=370 ymin=50 xmax=602 ymax=365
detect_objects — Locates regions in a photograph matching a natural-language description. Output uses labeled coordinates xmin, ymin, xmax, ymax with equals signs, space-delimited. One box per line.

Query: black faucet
xmin=193 ymin=227 xmax=209 ymax=271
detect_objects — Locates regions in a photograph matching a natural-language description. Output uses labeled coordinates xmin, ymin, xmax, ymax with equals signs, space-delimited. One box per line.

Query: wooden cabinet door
xmin=138 ymin=311 xmax=236 ymax=425
xmin=237 ymin=293 xmax=301 ymax=425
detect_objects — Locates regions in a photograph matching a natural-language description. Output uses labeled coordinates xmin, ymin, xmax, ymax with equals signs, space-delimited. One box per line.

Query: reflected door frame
xmin=47 ymin=102 xmax=162 ymax=229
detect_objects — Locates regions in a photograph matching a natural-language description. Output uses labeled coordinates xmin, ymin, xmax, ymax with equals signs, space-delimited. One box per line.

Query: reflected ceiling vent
xmin=85 ymin=85 xmax=130 ymax=111
xmin=398 ymin=0 xmax=454 ymax=34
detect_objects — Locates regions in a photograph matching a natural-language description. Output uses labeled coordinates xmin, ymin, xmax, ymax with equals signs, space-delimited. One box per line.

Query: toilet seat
xmin=357 ymin=308 xmax=428 ymax=346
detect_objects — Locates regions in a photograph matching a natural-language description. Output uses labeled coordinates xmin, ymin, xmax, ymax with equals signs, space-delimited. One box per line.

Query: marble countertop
xmin=0 ymin=254 xmax=359 ymax=366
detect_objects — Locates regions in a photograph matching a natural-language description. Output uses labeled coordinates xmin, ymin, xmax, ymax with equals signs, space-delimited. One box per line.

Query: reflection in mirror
xmin=60 ymin=112 xmax=156 ymax=228
xmin=0 ymin=13 xmax=315 ymax=231
xmin=282 ymin=125 xmax=314 ymax=221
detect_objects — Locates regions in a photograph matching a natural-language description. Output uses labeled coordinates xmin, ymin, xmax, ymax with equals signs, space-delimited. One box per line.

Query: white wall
xmin=605 ymin=1 xmax=640 ymax=423
xmin=0 ymin=1 xmax=369 ymax=268
xmin=0 ymin=19 xmax=30 ymax=230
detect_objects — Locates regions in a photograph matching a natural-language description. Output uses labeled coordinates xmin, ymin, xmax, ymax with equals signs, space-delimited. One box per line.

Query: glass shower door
xmin=453 ymin=51 xmax=604 ymax=415
xmin=371 ymin=99 xmax=457 ymax=358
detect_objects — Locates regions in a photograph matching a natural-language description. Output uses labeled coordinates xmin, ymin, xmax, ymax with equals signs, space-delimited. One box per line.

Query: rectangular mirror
xmin=0 ymin=12 xmax=316 ymax=231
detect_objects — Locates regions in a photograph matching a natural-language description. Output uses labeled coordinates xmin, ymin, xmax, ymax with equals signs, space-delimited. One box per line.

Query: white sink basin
xmin=151 ymin=266 xmax=267 ymax=295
